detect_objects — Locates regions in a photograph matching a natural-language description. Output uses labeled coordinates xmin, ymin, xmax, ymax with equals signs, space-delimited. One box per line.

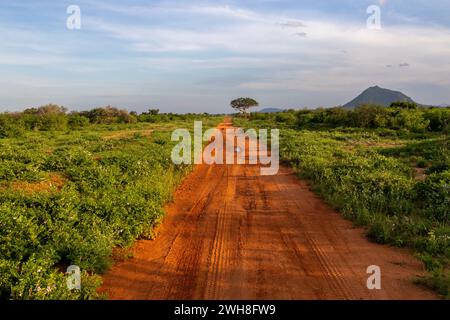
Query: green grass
xmin=0 ymin=116 xmax=222 ymax=300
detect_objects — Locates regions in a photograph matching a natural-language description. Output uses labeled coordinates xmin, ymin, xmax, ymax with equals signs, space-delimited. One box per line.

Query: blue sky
xmin=1 ymin=0 xmax=450 ymax=113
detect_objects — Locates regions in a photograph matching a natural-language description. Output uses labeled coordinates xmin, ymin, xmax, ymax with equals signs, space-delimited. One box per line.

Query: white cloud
xmin=84 ymin=6 xmax=450 ymax=91
xmin=74 ymin=2 xmax=450 ymax=85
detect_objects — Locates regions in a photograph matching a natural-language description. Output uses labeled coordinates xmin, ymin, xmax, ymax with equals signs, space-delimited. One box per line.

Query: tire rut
xmin=100 ymin=119 xmax=438 ymax=300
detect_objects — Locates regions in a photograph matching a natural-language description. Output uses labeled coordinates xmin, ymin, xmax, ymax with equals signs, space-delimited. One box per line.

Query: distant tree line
xmin=0 ymin=104 xmax=212 ymax=137
xmin=249 ymin=102 xmax=450 ymax=133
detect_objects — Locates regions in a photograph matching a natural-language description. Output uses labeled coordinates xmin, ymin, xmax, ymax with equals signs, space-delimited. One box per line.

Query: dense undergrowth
xmin=0 ymin=116 xmax=221 ymax=299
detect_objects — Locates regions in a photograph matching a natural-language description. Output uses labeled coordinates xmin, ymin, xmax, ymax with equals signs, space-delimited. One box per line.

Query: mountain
xmin=343 ymin=86 xmax=415 ymax=109
xmin=259 ymin=108 xmax=284 ymax=113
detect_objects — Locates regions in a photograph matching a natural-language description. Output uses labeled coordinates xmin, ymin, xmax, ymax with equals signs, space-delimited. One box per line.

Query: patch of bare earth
xmin=345 ymin=141 xmax=405 ymax=151
xmin=7 ymin=174 xmax=65 ymax=194
xmin=103 ymin=129 xmax=153 ymax=140
xmin=414 ymin=167 xmax=427 ymax=181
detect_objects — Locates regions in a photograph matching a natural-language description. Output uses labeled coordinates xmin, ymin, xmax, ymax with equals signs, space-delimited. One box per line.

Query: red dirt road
xmin=100 ymin=119 xmax=437 ymax=300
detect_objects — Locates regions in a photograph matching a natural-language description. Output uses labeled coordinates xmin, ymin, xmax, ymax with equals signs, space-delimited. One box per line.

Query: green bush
xmin=0 ymin=114 xmax=24 ymax=138
xmin=415 ymin=170 xmax=450 ymax=222
xmin=274 ymin=112 xmax=296 ymax=125
xmin=68 ymin=115 xmax=90 ymax=129
xmin=424 ymin=108 xmax=450 ymax=132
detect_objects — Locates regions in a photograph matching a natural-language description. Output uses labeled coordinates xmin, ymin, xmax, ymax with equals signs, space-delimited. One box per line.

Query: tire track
xmin=100 ymin=118 xmax=438 ymax=300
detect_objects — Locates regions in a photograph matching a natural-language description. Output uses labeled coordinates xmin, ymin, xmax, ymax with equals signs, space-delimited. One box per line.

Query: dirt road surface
xmin=100 ymin=119 xmax=437 ymax=300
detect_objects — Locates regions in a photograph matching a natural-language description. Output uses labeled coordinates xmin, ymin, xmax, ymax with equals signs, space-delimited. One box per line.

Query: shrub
xmin=0 ymin=114 xmax=23 ymax=138
xmin=415 ymin=170 xmax=450 ymax=222
xmin=275 ymin=112 xmax=296 ymax=125
xmin=68 ymin=114 xmax=90 ymax=129
xmin=393 ymin=109 xmax=429 ymax=133
xmin=351 ymin=105 xmax=389 ymax=128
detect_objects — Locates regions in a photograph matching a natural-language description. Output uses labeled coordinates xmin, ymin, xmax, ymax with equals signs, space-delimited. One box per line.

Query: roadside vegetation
xmin=0 ymin=105 xmax=221 ymax=299
xmin=1 ymin=101 xmax=448 ymax=299
xmin=235 ymin=102 xmax=450 ymax=298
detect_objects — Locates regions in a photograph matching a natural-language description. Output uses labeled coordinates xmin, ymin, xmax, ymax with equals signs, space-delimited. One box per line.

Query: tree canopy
xmin=230 ymin=97 xmax=259 ymax=116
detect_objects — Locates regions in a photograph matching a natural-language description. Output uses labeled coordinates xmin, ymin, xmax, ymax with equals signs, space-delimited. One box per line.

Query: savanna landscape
xmin=0 ymin=103 xmax=448 ymax=300
xmin=1 ymin=1 xmax=450 ymax=310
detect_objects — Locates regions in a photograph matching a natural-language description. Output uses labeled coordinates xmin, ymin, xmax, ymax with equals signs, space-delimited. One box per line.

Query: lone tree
xmin=230 ymin=97 xmax=259 ymax=118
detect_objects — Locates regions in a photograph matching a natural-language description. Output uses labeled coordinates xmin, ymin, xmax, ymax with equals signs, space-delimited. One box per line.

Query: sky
xmin=1 ymin=0 xmax=450 ymax=113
